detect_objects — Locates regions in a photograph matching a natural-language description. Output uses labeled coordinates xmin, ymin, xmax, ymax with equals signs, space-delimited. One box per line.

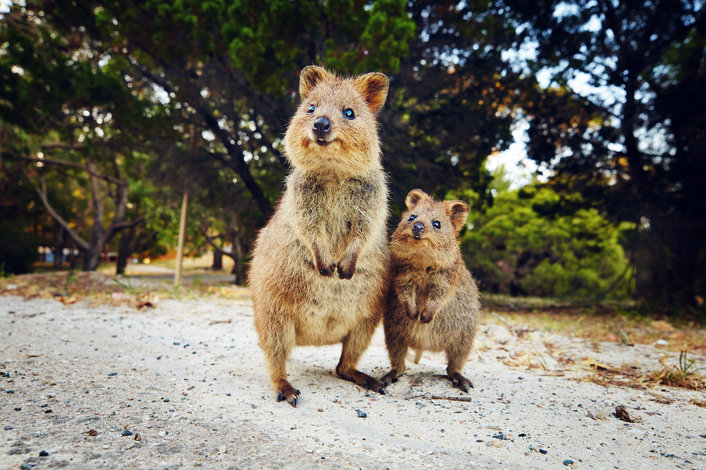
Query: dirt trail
xmin=1 ymin=294 xmax=705 ymax=469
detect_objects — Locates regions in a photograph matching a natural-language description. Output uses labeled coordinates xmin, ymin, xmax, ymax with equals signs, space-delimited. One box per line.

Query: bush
xmin=461 ymin=181 xmax=633 ymax=299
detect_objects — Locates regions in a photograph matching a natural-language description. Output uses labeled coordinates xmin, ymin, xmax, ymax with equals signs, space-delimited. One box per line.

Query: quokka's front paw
xmin=419 ymin=300 xmax=439 ymax=323
xmin=316 ymin=259 xmax=337 ymax=277
xmin=404 ymin=301 xmax=419 ymax=321
xmin=337 ymin=248 xmax=359 ymax=280
xmin=313 ymin=244 xmax=336 ymax=276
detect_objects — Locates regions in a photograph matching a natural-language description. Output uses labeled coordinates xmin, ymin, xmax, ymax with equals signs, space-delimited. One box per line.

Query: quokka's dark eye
xmin=343 ymin=108 xmax=355 ymax=120
xmin=432 ymin=220 xmax=441 ymax=229
xmin=408 ymin=214 xmax=417 ymax=222
xmin=307 ymin=105 xmax=316 ymax=114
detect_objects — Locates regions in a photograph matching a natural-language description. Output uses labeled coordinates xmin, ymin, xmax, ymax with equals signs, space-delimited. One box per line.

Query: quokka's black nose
xmin=412 ymin=222 xmax=425 ymax=237
xmin=313 ymin=116 xmax=331 ymax=140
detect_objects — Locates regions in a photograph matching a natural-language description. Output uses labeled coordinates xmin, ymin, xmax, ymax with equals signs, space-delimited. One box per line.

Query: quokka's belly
xmin=293 ymin=262 xmax=384 ymax=346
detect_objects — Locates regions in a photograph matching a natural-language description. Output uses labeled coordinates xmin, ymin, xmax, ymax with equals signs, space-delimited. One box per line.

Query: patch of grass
xmin=574 ymin=352 xmax=705 ymax=391
xmin=0 ymin=271 xmax=250 ymax=309
xmin=486 ymin=306 xmax=706 ymax=354
xmin=651 ymin=351 xmax=705 ymax=390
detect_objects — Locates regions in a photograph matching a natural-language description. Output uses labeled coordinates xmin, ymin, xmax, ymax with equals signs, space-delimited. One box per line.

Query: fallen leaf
xmin=614 ymin=405 xmax=641 ymax=423
xmin=582 ymin=358 xmax=619 ymax=372
xmin=59 ymin=295 xmax=78 ymax=305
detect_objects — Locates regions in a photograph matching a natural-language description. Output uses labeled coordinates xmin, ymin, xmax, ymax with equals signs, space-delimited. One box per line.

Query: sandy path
xmin=1 ymin=295 xmax=704 ymax=469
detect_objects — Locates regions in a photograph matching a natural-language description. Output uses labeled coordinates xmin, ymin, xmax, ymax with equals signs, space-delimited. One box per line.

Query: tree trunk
xmin=116 ymin=225 xmax=136 ymax=275
xmin=230 ymin=229 xmax=245 ymax=286
xmin=53 ymin=227 xmax=65 ymax=267
xmin=211 ymin=246 xmax=224 ymax=271
xmin=82 ymin=246 xmax=102 ymax=271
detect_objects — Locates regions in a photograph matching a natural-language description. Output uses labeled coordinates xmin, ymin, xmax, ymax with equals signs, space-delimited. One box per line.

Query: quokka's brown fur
xmin=381 ymin=189 xmax=480 ymax=392
xmin=249 ymin=66 xmax=390 ymax=407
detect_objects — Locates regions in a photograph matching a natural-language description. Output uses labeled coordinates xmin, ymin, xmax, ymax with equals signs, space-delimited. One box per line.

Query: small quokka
xmin=249 ymin=66 xmax=390 ymax=407
xmin=381 ymin=189 xmax=480 ymax=392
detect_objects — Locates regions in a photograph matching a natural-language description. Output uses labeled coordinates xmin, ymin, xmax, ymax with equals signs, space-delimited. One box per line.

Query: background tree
xmin=382 ymin=1 xmax=533 ymax=213
xmin=503 ymin=0 xmax=706 ymax=312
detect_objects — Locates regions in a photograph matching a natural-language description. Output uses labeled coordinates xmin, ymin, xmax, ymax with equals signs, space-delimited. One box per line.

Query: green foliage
xmin=462 ymin=172 xmax=633 ymax=299
xmin=503 ymin=0 xmax=706 ymax=310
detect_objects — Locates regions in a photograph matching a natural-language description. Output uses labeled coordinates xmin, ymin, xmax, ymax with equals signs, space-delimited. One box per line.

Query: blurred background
xmin=0 ymin=1 xmax=703 ymax=319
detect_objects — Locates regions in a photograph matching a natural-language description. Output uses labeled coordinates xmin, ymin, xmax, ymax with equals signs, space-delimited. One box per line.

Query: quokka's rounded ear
xmin=445 ymin=200 xmax=470 ymax=234
xmin=299 ymin=65 xmax=331 ymax=99
xmin=405 ymin=189 xmax=427 ymax=210
xmin=353 ymin=72 xmax=389 ymax=113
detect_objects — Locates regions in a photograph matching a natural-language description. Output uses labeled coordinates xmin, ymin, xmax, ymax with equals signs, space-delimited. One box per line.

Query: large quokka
xmin=381 ymin=189 xmax=480 ymax=392
xmin=249 ymin=66 xmax=390 ymax=407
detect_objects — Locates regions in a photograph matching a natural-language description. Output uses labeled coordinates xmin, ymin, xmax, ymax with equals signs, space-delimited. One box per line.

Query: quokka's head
xmin=284 ymin=65 xmax=389 ymax=175
xmin=391 ymin=189 xmax=470 ymax=262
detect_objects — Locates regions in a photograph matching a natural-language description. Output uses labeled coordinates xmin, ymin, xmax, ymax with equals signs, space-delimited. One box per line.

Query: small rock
xmin=539 ymin=449 xmax=548 ymax=454
xmin=563 ymin=459 xmax=574 ymax=466
xmin=122 ymin=430 xmax=133 ymax=436
xmin=6 ymin=389 xmax=15 ymax=393
xmin=39 ymin=451 xmax=49 ymax=457
xmin=162 ymin=398 xmax=170 ymax=402
xmin=355 ymin=409 xmax=367 ymax=418
xmin=20 ymin=463 xmax=33 ymax=470
xmin=492 ymin=432 xmax=508 ymax=440
xmin=108 ymin=372 xmax=118 ymax=377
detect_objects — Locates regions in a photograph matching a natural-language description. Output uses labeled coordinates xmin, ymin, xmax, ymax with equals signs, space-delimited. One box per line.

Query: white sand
xmin=1 ymin=294 xmax=704 ymax=469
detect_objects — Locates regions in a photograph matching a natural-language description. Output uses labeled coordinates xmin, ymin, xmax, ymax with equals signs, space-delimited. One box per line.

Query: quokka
xmin=249 ymin=66 xmax=390 ymax=407
xmin=381 ymin=189 xmax=480 ymax=392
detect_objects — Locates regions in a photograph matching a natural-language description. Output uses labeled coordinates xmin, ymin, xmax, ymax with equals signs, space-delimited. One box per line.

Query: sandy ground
xmin=1 ymin=294 xmax=705 ymax=469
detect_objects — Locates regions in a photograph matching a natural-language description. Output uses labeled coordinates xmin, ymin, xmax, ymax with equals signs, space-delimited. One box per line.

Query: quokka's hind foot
xmin=380 ymin=369 xmax=401 ymax=388
xmin=336 ymin=366 xmax=386 ymax=395
xmin=276 ymin=379 xmax=301 ymax=407
xmin=448 ymin=371 xmax=473 ymax=393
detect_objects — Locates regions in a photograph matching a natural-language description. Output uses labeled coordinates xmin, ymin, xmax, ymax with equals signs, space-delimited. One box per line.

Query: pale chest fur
xmin=282 ymin=168 xmax=388 ymax=260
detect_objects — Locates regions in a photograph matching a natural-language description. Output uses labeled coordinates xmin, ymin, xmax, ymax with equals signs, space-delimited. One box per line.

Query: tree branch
xmin=199 ymin=223 xmax=237 ymax=261
xmin=14 ymin=155 xmax=126 ymax=185
xmin=33 ymin=175 xmax=90 ymax=252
